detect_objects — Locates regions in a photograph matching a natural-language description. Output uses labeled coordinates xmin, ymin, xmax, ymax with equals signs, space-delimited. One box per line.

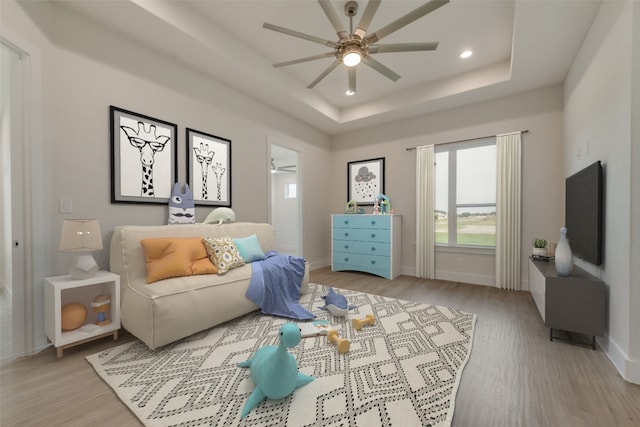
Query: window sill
xmin=435 ymin=245 xmax=495 ymax=256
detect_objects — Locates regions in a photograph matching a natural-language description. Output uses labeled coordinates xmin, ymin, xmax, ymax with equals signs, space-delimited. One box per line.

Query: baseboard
xmin=599 ymin=335 xmax=640 ymax=384
xmin=308 ymin=258 xmax=331 ymax=272
xmin=435 ymin=270 xmax=495 ymax=286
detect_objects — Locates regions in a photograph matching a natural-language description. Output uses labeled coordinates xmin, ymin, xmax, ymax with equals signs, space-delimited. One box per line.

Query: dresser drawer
xmin=332 ymin=240 xmax=391 ymax=257
xmin=332 ymin=228 xmax=390 ymax=243
xmin=333 ymin=215 xmax=390 ymax=230
xmin=332 ymin=254 xmax=391 ymax=278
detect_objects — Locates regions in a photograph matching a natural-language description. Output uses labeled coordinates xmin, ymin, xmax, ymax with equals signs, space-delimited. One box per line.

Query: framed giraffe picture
xmin=110 ymin=106 xmax=177 ymax=204
xmin=186 ymin=128 xmax=232 ymax=207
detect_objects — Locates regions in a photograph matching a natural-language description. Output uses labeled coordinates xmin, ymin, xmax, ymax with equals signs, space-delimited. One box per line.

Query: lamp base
xmin=68 ymin=254 xmax=99 ymax=280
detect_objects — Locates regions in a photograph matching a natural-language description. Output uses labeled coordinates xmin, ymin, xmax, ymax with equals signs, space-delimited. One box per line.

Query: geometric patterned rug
xmin=86 ymin=284 xmax=476 ymax=426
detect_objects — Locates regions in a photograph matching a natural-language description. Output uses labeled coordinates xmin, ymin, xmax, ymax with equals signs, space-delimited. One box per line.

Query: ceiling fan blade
xmin=273 ymin=52 xmax=336 ymax=68
xmin=354 ymin=0 xmax=381 ymax=39
xmin=307 ymin=60 xmax=341 ymax=88
xmin=368 ymin=42 xmax=439 ymax=54
xmin=348 ymin=67 xmax=356 ymax=94
xmin=318 ymin=0 xmax=349 ymax=40
xmin=362 ymin=56 xmax=401 ymax=81
xmin=263 ymin=22 xmax=337 ymax=48
xmin=364 ymin=0 xmax=449 ymax=44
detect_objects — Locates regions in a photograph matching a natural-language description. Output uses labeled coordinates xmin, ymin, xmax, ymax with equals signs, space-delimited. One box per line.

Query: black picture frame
xmin=347 ymin=157 xmax=385 ymax=205
xmin=110 ymin=106 xmax=177 ymax=204
xmin=186 ymin=128 xmax=232 ymax=207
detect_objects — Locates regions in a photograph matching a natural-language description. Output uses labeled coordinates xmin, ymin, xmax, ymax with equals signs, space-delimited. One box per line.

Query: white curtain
xmin=416 ymin=145 xmax=435 ymax=279
xmin=495 ymin=132 xmax=522 ymax=290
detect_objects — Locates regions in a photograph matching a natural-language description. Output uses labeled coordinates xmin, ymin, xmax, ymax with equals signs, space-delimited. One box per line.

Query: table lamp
xmin=59 ymin=219 xmax=103 ymax=279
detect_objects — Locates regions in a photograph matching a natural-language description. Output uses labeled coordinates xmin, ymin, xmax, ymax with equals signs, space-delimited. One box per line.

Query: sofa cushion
xmin=140 ymin=237 xmax=217 ymax=283
xmin=202 ymin=236 xmax=246 ymax=274
xmin=233 ymin=234 xmax=266 ymax=262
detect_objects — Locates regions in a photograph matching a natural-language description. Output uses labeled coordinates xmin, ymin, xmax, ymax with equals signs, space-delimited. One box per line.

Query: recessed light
xmin=346 ymin=90 xmax=355 ymax=96
xmin=460 ymin=50 xmax=473 ymax=59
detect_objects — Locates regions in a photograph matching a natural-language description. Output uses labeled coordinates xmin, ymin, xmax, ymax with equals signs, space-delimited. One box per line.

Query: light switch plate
xmin=59 ymin=198 xmax=72 ymax=214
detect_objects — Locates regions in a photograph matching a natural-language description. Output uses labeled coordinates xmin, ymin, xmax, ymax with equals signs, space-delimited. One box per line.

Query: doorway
xmin=1 ymin=40 xmax=20 ymax=362
xmin=1 ymin=38 xmax=29 ymax=364
xmin=270 ymin=144 xmax=301 ymax=256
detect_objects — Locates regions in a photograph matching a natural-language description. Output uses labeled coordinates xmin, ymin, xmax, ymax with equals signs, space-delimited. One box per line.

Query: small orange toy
xmin=92 ymin=294 xmax=111 ymax=326
xmin=327 ymin=330 xmax=350 ymax=354
xmin=352 ymin=314 xmax=376 ymax=331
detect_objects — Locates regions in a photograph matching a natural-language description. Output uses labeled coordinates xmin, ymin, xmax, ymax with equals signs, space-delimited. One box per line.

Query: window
xmin=284 ymin=183 xmax=297 ymax=199
xmin=435 ymin=138 xmax=496 ymax=247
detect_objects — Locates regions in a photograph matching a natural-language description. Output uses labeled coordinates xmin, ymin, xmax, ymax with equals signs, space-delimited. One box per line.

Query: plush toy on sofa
xmin=168 ymin=183 xmax=195 ymax=224
xmin=237 ymin=323 xmax=314 ymax=419
xmin=319 ymin=287 xmax=356 ymax=317
xmin=203 ymin=207 xmax=236 ymax=225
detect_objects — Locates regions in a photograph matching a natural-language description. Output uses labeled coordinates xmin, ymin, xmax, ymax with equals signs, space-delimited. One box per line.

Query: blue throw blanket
xmin=245 ymin=251 xmax=315 ymax=320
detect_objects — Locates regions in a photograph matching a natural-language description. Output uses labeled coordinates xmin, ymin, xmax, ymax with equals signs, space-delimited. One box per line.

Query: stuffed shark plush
xmin=319 ymin=287 xmax=356 ymax=317
xmin=168 ymin=183 xmax=195 ymax=224
xmin=237 ymin=323 xmax=314 ymax=419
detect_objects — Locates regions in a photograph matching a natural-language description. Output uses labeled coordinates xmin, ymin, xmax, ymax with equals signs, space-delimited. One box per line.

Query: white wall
xmin=331 ymin=86 xmax=565 ymax=287
xmin=564 ymin=0 xmax=639 ymax=384
xmin=271 ymin=171 xmax=299 ymax=254
xmin=1 ymin=0 xmax=332 ymax=354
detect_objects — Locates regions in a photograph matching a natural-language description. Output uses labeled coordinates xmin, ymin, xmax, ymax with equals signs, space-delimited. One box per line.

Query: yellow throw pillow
xmin=140 ymin=237 xmax=218 ymax=283
xmin=202 ymin=236 xmax=245 ymax=274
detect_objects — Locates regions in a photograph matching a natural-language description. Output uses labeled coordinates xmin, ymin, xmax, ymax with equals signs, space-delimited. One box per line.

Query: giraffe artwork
xmin=211 ymin=162 xmax=226 ymax=201
xmin=187 ymin=128 xmax=232 ymax=207
xmin=192 ymin=143 xmax=214 ymax=200
xmin=120 ymin=122 xmax=171 ymax=197
xmin=110 ymin=107 xmax=176 ymax=204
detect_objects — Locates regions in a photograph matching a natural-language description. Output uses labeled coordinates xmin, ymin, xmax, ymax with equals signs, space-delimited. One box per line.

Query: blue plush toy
xmin=237 ymin=323 xmax=314 ymax=419
xmin=319 ymin=287 xmax=356 ymax=317
xmin=168 ymin=183 xmax=195 ymax=224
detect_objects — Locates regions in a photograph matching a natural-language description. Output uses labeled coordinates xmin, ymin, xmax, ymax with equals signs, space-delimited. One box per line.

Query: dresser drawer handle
xmin=371 ymin=233 xmax=376 ymax=239
xmin=370 ymin=260 xmax=376 ymax=265
xmin=344 ymin=245 xmax=349 ymax=250
xmin=344 ymin=232 xmax=349 ymax=238
xmin=343 ymin=220 xmax=349 ymax=225
xmin=343 ymin=257 xmax=349 ymax=262
xmin=370 ymin=220 xmax=376 ymax=225
xmin=370 ymin=247 xmax=376 ymax=252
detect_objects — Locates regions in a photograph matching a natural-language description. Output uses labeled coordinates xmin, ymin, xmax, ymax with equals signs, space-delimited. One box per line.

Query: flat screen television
xmin=564 ymin=160 xmax=603 ymax=265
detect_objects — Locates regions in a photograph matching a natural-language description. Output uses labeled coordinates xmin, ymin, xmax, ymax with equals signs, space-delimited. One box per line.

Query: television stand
xmin=528 ymin=258 xmax=605 ymax=350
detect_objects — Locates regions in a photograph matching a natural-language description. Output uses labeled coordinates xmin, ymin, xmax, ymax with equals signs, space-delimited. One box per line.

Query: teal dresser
xmin=331 ymin=214 xmax=402 ymax=280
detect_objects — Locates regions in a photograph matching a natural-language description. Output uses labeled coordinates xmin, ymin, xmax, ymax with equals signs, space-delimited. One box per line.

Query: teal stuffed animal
xmin=237 ymin=323 xmax=314 ymax=419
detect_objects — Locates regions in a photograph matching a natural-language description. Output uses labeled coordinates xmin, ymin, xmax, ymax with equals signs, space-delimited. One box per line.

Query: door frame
xmin=268 ymin=139 xmax=302 ymax=257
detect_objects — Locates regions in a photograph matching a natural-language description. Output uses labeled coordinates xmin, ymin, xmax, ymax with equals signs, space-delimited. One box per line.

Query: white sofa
xmin=110 ymin=222 xmax=309 ymax=349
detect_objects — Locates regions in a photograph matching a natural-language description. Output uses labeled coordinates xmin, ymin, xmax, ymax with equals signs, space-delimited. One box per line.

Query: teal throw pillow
xmin=233 ymin=234 xmax=266 ymax=262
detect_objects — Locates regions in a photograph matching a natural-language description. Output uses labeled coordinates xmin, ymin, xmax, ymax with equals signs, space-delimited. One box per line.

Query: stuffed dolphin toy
xmin=319 ymin=287 xmax=356 ymax=317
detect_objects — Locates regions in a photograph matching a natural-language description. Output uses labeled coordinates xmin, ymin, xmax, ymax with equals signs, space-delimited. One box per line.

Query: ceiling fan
xmin=271 ymin=159 xmax=297 ymax=173
xmin=263 ymin=0 xmax=449 ymax=94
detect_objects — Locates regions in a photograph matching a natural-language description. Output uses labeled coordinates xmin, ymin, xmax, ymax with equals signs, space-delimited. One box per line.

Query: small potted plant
xmin=532 ymin=237 xmax=548 ymax=256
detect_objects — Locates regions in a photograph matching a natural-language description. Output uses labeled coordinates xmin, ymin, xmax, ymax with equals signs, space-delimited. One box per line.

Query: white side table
xmin=44 ymin=270 xmax=121 ymax=358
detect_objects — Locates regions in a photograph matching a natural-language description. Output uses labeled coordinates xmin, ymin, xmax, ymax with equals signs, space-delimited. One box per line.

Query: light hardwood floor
xmin=1 ymin=268 xmax=639 ymax=426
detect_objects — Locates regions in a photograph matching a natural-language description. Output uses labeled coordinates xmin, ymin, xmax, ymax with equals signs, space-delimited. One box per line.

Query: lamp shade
xmin=59 ymin=219 xmax=103 ymax=252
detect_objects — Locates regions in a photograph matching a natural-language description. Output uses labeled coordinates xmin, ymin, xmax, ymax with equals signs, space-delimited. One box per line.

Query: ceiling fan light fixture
xmin=346 ymin=89 xmax=355 ymax=96
xmin=460 ymin=50 xmax=473 ymax=59
xmin=342 ymin=50 xmax=362 ymax=67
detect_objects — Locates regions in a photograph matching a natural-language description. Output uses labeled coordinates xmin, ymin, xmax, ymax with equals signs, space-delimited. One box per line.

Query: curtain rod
xmin=405 ymin=129 xmax=529 ymax=151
